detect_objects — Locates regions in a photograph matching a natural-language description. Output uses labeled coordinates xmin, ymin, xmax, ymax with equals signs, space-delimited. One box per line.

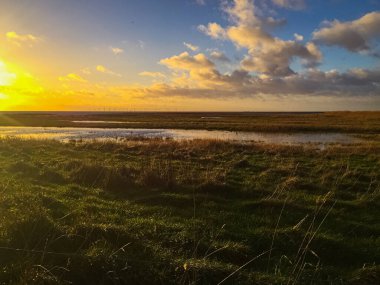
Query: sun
xmin=0 ymin=60 xmax=17 ymax=87
xmin=0 ymin=59 xmax=44 ymax=110
xmin=0 ymin=60 xmax=16 ymax=104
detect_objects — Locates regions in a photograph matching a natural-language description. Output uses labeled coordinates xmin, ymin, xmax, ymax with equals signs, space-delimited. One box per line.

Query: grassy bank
xmin=1 ymin=111 xmax=380 ymax=133
xmin=0 ymin=138 xmax=379 ymax=284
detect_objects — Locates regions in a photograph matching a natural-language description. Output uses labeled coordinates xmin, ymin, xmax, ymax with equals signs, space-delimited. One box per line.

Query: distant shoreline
xmin=1 ymin=111 xmax=379 ymax=134
xmin=1 ymin=111 xmax=326 ymax=115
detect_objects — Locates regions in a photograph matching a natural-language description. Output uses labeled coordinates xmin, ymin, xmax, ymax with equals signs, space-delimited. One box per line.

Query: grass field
xmin=0 ymin=137 xmax=379 ymax=284
xmin=1 ymin=111 xmax=380 ymax=133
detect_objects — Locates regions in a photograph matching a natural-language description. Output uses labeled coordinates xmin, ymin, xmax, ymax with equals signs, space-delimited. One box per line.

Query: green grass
xmin=0 ymin=138 xmax=379 ymax=284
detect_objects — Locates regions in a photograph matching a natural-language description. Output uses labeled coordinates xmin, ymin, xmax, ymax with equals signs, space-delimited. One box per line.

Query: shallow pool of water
xmin=0 ymin=126 xmax=364 ymax=147
xmin=71 ymin=120 xmax=126 ymax=124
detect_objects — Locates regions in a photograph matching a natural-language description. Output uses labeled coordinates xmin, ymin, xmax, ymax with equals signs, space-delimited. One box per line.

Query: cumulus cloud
xmin=6 ymin=31 xmax=42 ymax=47
xmin=203 ymin=0 xmax=322 ymax=76
xmin=313 ymin=11 xmax=380 ymax=54
xmin=157 ymin=50 xmax=374 ymax=98
xmin=183 ymin=42 xmax=199 ymax=51
xmin=196 ymin=0 xmax=206 ymax=5
xmin=159 ymin=52 xmax=222 ymax=88
xmin=110 ymin=47 xmax=124 ymax=55
xmin=141 ymin=67 xmax=380 ymax=99
xmin=272 ymin=0 xmax=306 ymax=10
xmin=198 ymin=23 xmax=227 ymax=39
xmin=159 ymin=52 xmax=246 ymax=89
xmin=227 ymin=25 xmax=273 ymax=49
xmin=240 ymin=40 xmax=321 ymax=76
xmin=223 ymin=0 xmax=260 ymax=27
xmin=149 ymin=0 xmax=378 ymax=101
xmin=272 ymin=68 xmax=380 ymax=96
xmin=160 ymin=52 xmax=215 ymax=72
xmin=96 ymin=65 xmax=122 ymax=77
xmin=210 ymin=51 xmax=231 ymax=62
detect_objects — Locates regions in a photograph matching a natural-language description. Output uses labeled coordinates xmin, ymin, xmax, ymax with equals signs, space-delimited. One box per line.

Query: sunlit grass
xmin=0 ymin=138 xmax=379 ymax=284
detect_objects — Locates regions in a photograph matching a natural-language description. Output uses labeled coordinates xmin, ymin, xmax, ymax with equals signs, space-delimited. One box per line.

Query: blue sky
xmin=0 ymin=0 xmax=379 ymax=111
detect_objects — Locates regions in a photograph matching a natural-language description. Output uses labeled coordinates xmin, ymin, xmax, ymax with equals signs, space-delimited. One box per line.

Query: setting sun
xmin=0 ymin=60 xmax=16 ymax=87
xmin=0 ymin=59 xmax=44 ymax=109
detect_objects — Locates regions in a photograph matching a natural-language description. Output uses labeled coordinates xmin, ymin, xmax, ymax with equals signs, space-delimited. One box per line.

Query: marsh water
xmin=0 ymin=126 xmax=364 ymax=146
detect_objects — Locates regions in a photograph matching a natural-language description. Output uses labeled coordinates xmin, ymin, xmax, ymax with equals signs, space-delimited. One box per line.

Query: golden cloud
xmin=6 ymin=31 xmax=43 ymax=47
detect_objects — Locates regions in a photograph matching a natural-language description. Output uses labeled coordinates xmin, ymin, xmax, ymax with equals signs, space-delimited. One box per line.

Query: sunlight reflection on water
xmin=0 ymin=126 xmax=364 ymax=147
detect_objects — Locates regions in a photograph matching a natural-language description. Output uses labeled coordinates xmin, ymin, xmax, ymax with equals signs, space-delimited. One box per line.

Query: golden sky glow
xmin=0 ymin=0 xmax=379 ymax=111
xmin=0 ymin=59 xmax=44 ymax=109
xmin=0 ymin=60 xmax=16 ymax=86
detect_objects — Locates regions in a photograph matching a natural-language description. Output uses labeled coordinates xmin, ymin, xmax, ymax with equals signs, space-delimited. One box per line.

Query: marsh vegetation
xmin=0 ymin=137 xmax=379 ymax=284
xmin=1 ymin=111 xmax=380 ymax=133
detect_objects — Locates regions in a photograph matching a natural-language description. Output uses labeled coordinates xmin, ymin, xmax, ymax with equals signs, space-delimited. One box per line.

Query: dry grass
xmin=0 ymin=137 xmax=379 ymax=284
xmin=1 ymin=111 xmax=379 ymax=133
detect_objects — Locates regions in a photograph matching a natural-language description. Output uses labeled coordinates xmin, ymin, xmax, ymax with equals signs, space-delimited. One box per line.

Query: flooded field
xmin=0 ymin=126 xmax=364 ymax=146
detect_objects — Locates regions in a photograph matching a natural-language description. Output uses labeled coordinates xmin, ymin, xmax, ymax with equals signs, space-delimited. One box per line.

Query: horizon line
xmin=1 ymin=110 xmax=379 ymax=114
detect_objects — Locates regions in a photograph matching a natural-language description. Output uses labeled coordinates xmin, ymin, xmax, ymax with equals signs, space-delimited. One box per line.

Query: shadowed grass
xmin=0 ymin=138 xmax=379 ymax=284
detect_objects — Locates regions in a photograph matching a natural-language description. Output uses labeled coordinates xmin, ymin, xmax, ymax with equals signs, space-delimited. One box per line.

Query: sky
xmin=0 ymin=0 xmax=379 ymax=111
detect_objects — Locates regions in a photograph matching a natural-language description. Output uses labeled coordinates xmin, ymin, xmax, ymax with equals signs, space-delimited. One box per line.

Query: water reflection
xmin=71 ymin=120 xmax=145 ymax=124
xmin=0 ymin=126 xmax=363 ymax=146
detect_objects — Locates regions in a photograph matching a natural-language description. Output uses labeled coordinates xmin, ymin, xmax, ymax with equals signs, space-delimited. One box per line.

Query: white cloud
xmin=144 ymin=0 xmax=378 ymax=101
xmin=223 ymin=0 xmax=260 ymax=27
xmin=204 ymin=0 xmax=322 ymax=76
xmin=294 ymin=33 xmax=304 ymax=41
xmin=198 ymin=23 xmax=227 ymax=39
xmin=183 ymin=42 xmax=199 ymax=51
